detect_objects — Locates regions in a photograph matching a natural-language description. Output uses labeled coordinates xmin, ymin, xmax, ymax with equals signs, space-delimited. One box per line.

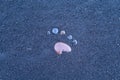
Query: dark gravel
xmin=0 ymin=0 xmax=120 ymax=80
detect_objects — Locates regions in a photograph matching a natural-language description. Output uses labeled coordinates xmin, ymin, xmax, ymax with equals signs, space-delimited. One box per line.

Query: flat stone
xmin=54 ymin=42 xmax=72 ymax=54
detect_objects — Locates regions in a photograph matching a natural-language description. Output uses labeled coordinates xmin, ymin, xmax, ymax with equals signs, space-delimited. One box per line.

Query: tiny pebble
xmin=60 ymin=30 xmax=66 ymax=35
xmin=67 ymin=35 xmax=73 ymax=40
xmin=72 ymin=40 xmax=78 ymax=45
xmin=52 ymin=28 xmax=59 ymax=34
xmin=47 ymin=31 xmax=51 ymax=35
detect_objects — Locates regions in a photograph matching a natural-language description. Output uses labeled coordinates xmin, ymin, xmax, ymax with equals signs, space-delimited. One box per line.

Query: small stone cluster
xmin=47 ymin=27 xmax=78 ymax=45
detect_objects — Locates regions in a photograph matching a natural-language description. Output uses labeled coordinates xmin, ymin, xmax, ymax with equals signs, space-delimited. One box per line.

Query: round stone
xmin=67 ymin=35 xmax=73 ymax=40
xmin=52 ymin=28 xmax=59 ymax=34
xmin=60 ymin=30 xmax=66 ymax=35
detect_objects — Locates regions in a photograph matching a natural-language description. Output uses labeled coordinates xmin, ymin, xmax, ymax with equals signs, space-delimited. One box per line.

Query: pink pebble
xmin=54 ymin=42 xmax=72 ymax=54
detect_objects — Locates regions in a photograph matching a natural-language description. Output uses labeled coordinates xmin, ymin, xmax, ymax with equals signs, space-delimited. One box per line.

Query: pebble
xmin=67 ymin=35 xmax=73 ymax=40
xmin=52 ymin=28 xmax=59 ymax=34
xmin=72 ymin=39 xmax=78 ymax=45
xmin=54 ymin=42 xmax=72 ymax=54
xmin=47 ymin=31 xmax=51 ymax=35
xmin=60 ymin=30 xmax=66 ymax=35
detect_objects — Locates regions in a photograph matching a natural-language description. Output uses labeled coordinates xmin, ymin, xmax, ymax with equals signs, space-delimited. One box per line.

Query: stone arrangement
xmin=47 ymin=27 xmax=78 ymax=45
xmin=47 ymin=27 xmax=78 ymax=54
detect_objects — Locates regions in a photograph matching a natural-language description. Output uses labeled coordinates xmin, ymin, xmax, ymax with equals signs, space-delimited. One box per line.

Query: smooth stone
xmin=72 ymin=40 xmax=78 ymax=45
xmin=52 ymin=28 xmax=59 ymax=34
xmin=60 ymin=30 xmax=66 ymax=35
xmin=67 ymin=35 xmax=73 ymax=40
xmin=54 ymin=42 xmax=72 ymax=54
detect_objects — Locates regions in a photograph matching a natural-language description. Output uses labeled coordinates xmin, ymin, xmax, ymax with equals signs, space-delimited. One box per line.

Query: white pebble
xmin=60 ymin=30 xmax=66 ymax=35
xmin=52 ymin=28 xmax=59 ymax=34
xmin=72 ymin=40 xmax=78 ymax=45
xmin=67 ymin=35 xmax=73 ymax=40
xmin=47 ymin=31 xmax=51 ymax=35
